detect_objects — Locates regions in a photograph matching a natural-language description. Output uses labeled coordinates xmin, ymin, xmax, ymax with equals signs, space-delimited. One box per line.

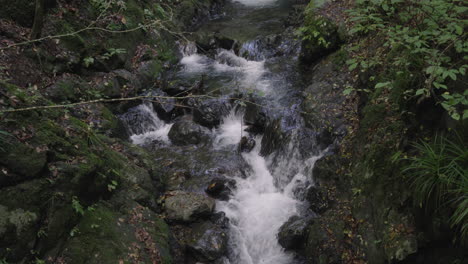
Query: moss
xmin=0 ymin=137 xmax=47 ymax=179
xmin=151 ymin=218 xmax=172 ymax=264
xmin=61 ymin=203 xmax=173 ymax=264
xmin=61 ymin=205 xmax=125 ymax=264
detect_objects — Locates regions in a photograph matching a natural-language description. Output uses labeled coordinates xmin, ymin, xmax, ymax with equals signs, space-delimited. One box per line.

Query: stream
xmin=121 ymin=0 xmax=326 ymax=263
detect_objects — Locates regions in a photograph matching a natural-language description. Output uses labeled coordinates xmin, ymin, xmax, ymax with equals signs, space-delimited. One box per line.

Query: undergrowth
xmin=345 ymin=0 xmax=467 ymax=120
xmin=401 ymin=134 xmax=468 ymax=241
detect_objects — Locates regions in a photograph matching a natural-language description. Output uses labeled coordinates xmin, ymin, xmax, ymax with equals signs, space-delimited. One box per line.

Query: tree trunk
xmin=30 ymin=0 xmax=45 ymax=39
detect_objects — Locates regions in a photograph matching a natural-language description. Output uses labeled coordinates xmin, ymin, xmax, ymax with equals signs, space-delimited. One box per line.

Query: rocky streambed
xmin=118 ymin=0 xmax=346 ymax=263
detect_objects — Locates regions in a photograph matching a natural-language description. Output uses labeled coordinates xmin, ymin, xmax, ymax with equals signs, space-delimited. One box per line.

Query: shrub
xmin=345 ymin=0 xmax=467 ymax=120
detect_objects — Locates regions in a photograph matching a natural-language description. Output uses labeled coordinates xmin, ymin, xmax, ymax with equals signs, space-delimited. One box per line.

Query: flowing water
xmin=122 ymin=1 xmax=326 ymax=263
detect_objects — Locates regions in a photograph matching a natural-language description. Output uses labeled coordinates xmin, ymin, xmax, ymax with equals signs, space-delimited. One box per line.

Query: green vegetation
xmin=345 ymin=0 xmax=467 ymax=120
xmin=296 ymin=1 xmax=339 ymax=49
xmin=402 ymin=134 xmax=468 ymax=240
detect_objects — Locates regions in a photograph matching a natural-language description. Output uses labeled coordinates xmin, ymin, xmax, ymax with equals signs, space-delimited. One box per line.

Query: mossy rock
xmin=58 ymin=203 xmax=172 ymax=264
xmin=0 ymin=137 xmax=47 ymax=185
xmin=44 ymin=75 xmax=89 ymax=103
xmin=0 ymin=205 xmax=40 ymax=261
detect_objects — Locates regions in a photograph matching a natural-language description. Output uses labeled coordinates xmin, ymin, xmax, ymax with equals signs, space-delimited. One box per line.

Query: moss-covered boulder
xmin=0 ymin=137 xmax=47 ymax=185
xmin=57 ymin=203 xmax=172 ymax=264
xmin=0 ymin=205 xmax=40 ymax=260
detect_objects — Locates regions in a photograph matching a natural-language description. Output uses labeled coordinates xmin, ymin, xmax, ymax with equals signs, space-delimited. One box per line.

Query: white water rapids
xmin=123 ymin=40 xmax=323 ymax=263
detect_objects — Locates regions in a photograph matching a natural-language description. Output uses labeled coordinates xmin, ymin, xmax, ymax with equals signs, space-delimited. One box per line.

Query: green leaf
xmin=451 ymin=112 xmax=460 ymax=120
xmin=433 ymin=82 xmax=448 ymax=89
xmin=343 ymin=88 xmax=354 ymax=95
xmin=83 ymin=57 xmax=94 ymax=68
xmin=375 ymin=82 xmax=391 ymax=89
xmin=415 ymin=89 xmax=426 ymax=96
xmin=349 ymin=63 xmax=358 ymax=71
xmin=463 ymin=109 xmax=468 ymax=120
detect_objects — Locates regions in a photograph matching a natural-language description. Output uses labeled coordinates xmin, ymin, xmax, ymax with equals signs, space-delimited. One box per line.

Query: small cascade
xmin=120 ymin=103 xmax=173 ymax=145
xmin=121 ymin=2 xmax=324 ymax=263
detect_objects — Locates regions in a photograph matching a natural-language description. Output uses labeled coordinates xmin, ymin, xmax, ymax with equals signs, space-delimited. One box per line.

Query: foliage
xmin=401 ymin=134 xmax=468 ymax=240
xmin=91 ymin=0 xmax=127 ymax=14
xmin=71 ymin=196 xmax=85 ymax=216
xmin=296 ymin=1 xmax=335 ymax=49
xmin=345 ymin=0 xmax=468 ymax=120
xmin=83 ymin=48 xmax=127 ymax=68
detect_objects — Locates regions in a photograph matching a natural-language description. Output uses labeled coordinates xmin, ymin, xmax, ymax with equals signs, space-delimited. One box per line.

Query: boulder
xmin=239 ymin=136 xmax=256 ymax=153
xmin=57 ymin=203 xmax=172 ymax=264
xmin=192 ymin=100 xmax=230 ymax=128
xmin=187 ymin=221 xmax=228 ymax=261
xmin=163 ymin=79 xmax=203 ymax=96
xmin=44 ymin=75 xmax=86 ymax=103
xmin=0 ymin=205 xmax=39 ymax=260
xmin=168 ymin=119 xmax=211 ymax=145
xmin=205 ymin=177 xmax=236 ymax=201
xmin=277 ymin=215 xmax=314 ymax=250
xmin=164 ymin=191 xmax=215 ymax=222
xmin=210 ymin=212 xmax=229 ymax=229
xmin=0 ymin=138 xmax=47 ymax=185
xmin=306 ymin=186 xmax=330 ymax=214
xmin=119 ymin=103 xmax=162 ymax=136
xmin=260 ymin=119 xmax=286 ymax=156
xmin=150 ymin=90 xmax=183 ymax=122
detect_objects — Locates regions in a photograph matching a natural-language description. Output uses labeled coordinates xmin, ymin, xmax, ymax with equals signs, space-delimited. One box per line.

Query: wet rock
xmin=277 ymin=215 xmax=314 ymax=250
xmin=205 ymin=177 xmax=236 ymax=201
xmin=192 ymin=99 xmax=230 ymax=128
xmin=164 ymin=191 xmax=215 ymax=222
xmin=260 ymin=119 xmax=286 ymax=156
xmin=306 ymin=186 xmax=330 ymax=214
xmin=239 ymin=136 xmax=256 ymax=152
xmin=214 ymin=34 xmax=237 ymax=50
xmin=150 ymin=90 xmax=183 ymax=122
xmin=135 ymin=60 xmax=164 ymax=89
xmin=168 ymin=119 xmax=211 ymax=145
xmin=166 ymin=170 xmax=191 ymax=191
xmin=119 ymin=103 xmax=162 ymax=136
xmin=187 ymin=221 xmax=228 ymax=262
xmin=244 ymin=103 xmax=268 ymax=134
xmin=211 ymin=212 xmax=229 ymax=229
xmin=163 ymin=79 xmax=203 ymax=96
